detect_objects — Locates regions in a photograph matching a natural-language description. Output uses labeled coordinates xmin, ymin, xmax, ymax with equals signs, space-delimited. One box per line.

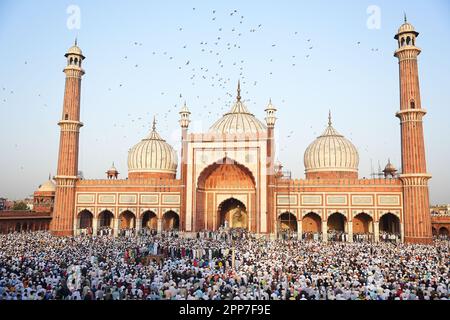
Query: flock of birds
xmin=2 ymin=6 xmax=384 ymax=174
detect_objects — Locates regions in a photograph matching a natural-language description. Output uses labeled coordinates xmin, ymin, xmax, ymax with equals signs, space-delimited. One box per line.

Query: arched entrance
xmin=197 ymin=158 xmax=256 ymax=231
xmin=439 ymin=227 xmax=449 ymax=238
xmin=142 ymin=211 xmax=157 ymax=230
xmin=302 ymin=212 xmax=322 ymax=233
xmin=379 ymin=213 xmax=401 ymax=242
xmin=119 ymin=210 xmax=136 ymax=229
xmin=163 ymin=211 xmax=179 ymax=231
xmin=278 ymin=212 xmax=297 ymax=239
xmin=379 ymin=213 xmax=400 ymax=234
xmin=218 ymin=198 xmax=248 ymax=229
xmin=78 ymin=210 xmax=93 ymax=229
xmin=327 ymin=212 xmax=347 ymax=242
xmin=353 ymin=212 xmax=373 ymax=242
xmin=328 ymin=213 xmax=346 ymax=231
xmin=98 ymin=210 xmax=114 ymax=228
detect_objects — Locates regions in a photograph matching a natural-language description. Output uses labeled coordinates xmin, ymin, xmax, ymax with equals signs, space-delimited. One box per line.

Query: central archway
xmin=196 ymin=157 xmax=256 ymax=231
xmin=218 ymin=198 xmax=248 ymax=229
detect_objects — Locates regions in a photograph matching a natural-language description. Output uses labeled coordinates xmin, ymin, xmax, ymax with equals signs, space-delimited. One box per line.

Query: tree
xmin=12 ymin=201 xmax=28 ymax=211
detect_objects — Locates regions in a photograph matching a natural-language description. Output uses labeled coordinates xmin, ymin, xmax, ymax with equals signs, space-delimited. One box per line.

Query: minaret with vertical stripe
xmin=265 ymin=98 xmax=277 ymax=233
xmin=179 ymin=101 xmax=191 ymax=232
xmin=51 ymin=40 xmax=85 ymax=236
xmin=394 ymin=17 xmax=432 ymax=244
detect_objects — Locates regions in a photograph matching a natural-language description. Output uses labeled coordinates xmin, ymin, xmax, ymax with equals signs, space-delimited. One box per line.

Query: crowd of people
xmin=0 ymin=229 xmax=448 ymax=300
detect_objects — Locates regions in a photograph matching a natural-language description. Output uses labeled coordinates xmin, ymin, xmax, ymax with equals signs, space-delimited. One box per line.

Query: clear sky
xmin=0 ymin=0 xmax=449 ymax=204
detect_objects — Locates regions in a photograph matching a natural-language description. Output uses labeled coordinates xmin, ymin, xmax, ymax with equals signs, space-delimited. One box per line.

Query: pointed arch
xmin=439 ymin=227 xmax=449 ymax=237
xmin=78 ymin=209 xmax=93 ymax=229
xmin=197 ymin=156 xmax=256 ymax=189
xmin=302 ymin=212 xmax=322 ymax=233
xmin=278 ymin=212 xmax=297 ymax=232
xmin=142 ymin=210 xmax=157 ymax=230
xmin=163 ymin=210 xmax=179 ymax=231
xmin=119 ymin=210 xmax=136 ymax=229
xmin=327 ymin=212 xmax=347 ymax=232
xmin=379 ymin=212 xmax=400 ymax=235
xmin=98 ymin=210 xmax=114 ymax=228
xmin=353 ymin=212 xmax=373 ymax=234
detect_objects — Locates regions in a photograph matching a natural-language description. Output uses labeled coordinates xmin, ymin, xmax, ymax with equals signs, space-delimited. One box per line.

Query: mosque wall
xmin=73 ymin=180 xmax=182 ymax=222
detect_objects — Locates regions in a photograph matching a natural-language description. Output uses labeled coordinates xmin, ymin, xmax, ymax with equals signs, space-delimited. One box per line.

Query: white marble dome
xmin=38 ymin=178 xmax=56 ymax=192
xmin=128 ymin=121 xmax=178 ymax=175
xmin=397 ymin=22 xmax=416 ymax=34
xmin=304 ymin=115 xmax=359 ymax=174
xmin=67 ymin=45 xmax=83 ymax=56
xmin=209 ymin=82 xmax=266 ymax=134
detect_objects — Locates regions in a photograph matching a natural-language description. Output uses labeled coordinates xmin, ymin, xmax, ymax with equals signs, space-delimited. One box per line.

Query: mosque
xmin=23 ymin=19 xmax=437 ymax=243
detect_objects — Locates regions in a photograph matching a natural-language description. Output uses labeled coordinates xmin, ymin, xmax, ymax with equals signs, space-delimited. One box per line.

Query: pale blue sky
xmin=0 ymin=0 xmax=449 ymax=204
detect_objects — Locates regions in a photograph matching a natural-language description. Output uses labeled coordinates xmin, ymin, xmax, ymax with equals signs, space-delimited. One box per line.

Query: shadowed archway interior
xmin=218 ymin=198 xmax=248 ymax=229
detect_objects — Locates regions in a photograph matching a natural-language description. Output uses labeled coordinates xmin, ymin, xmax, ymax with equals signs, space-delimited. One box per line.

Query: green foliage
xmin=12 ymin=201 xmax=28 ymax=211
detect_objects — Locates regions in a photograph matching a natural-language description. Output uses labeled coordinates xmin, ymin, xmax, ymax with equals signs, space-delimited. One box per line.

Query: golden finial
xmin=237 ymin=80 xmax=241 ymax=102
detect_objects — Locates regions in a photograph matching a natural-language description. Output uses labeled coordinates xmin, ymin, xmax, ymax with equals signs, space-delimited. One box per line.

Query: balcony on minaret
xmin=64 ymin=39 xmax=85 ymax=74
xmin=179 ymin=102 xmax=191 ymax=129
xmin=394 ymin=16 xmax=421 ymax=57
xmin=265 ymin=99 xmax=277 ymax=128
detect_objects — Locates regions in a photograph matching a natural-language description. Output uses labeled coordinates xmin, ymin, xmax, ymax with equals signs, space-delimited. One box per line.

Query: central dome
xmin=209 ymin=82 xmax=266 ymax=134
xmin=304 ymin=113 xmax=359 ymax=179
xmin=128 ymin=118 xmax=178 ymax=179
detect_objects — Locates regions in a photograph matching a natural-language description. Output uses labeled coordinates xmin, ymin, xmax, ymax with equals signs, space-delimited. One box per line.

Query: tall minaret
xmin=179 ymin=101 xmax=191 ymax=232
xmin=51 ymin=40 xmax=85 ymax=236
xmin=265 ymin=98 xmax=277 ymax=234
xmin=394 ymin=17 xmax=432 ymax=244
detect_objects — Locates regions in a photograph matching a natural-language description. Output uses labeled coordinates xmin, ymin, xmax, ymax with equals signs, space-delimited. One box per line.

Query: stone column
xmin=113 ymin=218 xmax=119 ymax=237
xmin=297 ymin=220 xmax=302 ymax=240
xmin=157 ymin=218 xmax=163 ymax=234
xmin=322 ymin=221 xmax=328 ymax=243
xmin=92 ymin=217 xmax=98 ymax=236
xmin=135 ymin=218 xmax=141 ymax=234
xmin=374 ymin=221 xmax=380 ymax=243
xmin=348 ymin=221 xmax=353 ymax=243
xmin=400 ymin=222 xmax=404 ymax=243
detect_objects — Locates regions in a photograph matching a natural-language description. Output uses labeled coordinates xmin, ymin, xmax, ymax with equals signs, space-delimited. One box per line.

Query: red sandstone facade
xmin=46 ymin=20 xmax=435 ymax=242
xmin=0 ymin=20 xmax=439 ymax=243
